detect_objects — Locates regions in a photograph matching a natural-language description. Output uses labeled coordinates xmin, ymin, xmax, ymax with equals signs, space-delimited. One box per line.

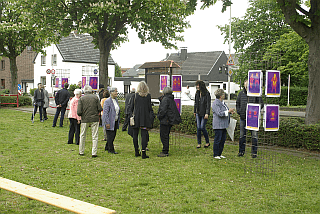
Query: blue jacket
xmin=102 ymin=97 xmax=120 ymax=131
xmin=212 ymin=99 xmax=229 ymax=130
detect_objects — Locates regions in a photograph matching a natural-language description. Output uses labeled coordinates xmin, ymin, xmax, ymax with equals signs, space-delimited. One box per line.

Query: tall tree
xmin=217 ymin=0 xmax=291 ymax=85
xmin=0 ymin=0 xmax=68 ymax=94
xmin=276 ymin=0 xmax=320 ymax=124
xmin=51 ymin=0 xmax=198 ymax=88
xmin=264 ymin=31 xmax=309 ymax=87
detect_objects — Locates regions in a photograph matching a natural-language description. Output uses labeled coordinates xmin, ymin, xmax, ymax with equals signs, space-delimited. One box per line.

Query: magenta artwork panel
xmin=265 ymin=70 xmax=281 ymax=97
xmin=82 ymin=77 xmax=86 ymax=88
xmin=174 ymin=98 xmax=181 ymax=114
xmin=172 ymin=75 xmax=182 ymax=92
xmin=246 ymin=104 xmax=260 ymax=131
xmin=89 ymin=77 xmax=98 ymax=91
xmin=264 ymin=105 xmax=279 ymax=131
xmin=55 ymin=78 xmax=59 ymax=88
xmin=247 ymin=70 xmax=262 ymax=96
xmin=160 ymin=75 xmax=169 ymax=92
xmin=61 ymin=78 xmax=68 ymax=88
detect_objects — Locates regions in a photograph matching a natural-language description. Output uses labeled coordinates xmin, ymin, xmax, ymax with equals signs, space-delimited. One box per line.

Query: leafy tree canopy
xmin=264 ymin=31 xmax=309 ymax=87
xmin=218 ymin=0 xmax=291 ymax=85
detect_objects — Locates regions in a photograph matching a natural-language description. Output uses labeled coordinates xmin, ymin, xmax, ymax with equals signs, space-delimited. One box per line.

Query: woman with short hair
xmin=128 ymin=81 xmax=155 ymax=159
xmin=211 ymin=89 xmax=234 ymax=159
xmin=102 ymin=87 xmax=120 ymax=154
xmin=157 ymin=87 xmax=182 ymax=157
xmin=68 ymin=89 xmax=82 ymax=145
xmin=100 ymin=90 xmax=110 ymax=141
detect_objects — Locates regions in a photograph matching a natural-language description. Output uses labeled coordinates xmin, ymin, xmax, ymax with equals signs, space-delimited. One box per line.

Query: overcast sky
xmin=111 ymin=1 xmax=249 ymax=69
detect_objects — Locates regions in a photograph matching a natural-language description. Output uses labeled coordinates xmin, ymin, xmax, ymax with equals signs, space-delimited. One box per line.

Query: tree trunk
xmin=98 ymin=36 xmax=112 ymax=88
xmin=9 ymin=57 xmax=18 ymax=94
xmin=305 ymin=36 xmax=320 ymax=125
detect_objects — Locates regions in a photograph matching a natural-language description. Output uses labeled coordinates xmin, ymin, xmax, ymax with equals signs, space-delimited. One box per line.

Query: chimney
xmin=180 ymin=47 xmax=187 ymax=61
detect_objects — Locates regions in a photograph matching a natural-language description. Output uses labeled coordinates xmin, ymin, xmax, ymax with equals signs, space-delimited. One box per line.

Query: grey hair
xmin=214 ymin=89 xmax=225 ymax=99
xmin=109 ymin=87 xmax=117 ymax=93
xmin=74 ymin=89 xmax=82 ymax=95
xmin=163 ymin=87 xmax=173 ymax=95
xmin=84 ymin=85 xmax=92 ymax=94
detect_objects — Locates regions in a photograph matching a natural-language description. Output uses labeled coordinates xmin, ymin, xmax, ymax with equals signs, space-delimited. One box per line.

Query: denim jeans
xmin=239 ymin=118 xmax=258 ymax=155
xmin=31 ymin=105 xmax=43 ymax=121
xmin=196 ymin=114 xmax=209 ymax=145
xmin=52 ymin=106 xmax=66 ymax=127
xmin=213 ymin=129 xmax=227 ymax=157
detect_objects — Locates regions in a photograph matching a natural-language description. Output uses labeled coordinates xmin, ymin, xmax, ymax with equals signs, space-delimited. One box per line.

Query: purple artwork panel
xmin=89 ymin=77 xmax=98 ymax=90
xmin=172 ymin=75 xmax=182 ymax=92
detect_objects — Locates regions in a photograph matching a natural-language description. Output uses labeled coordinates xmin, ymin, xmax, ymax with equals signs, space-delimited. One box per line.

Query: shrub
xmin=263 ymin=86 xmax=308 ymax=106
xmin=0 ymin=96 xmax=32 ymax=107
xmin=30 ymin=88 xmax=37 ymax=96
xmin=0 ymin=89 xmax=10 ymax=94
xmin=118 ymin=100 xmax=319 ymax=151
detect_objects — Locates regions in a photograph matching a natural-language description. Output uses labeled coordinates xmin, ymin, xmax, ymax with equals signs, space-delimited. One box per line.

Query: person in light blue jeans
xmin=194 ymin=80 xmax=211 ymax=149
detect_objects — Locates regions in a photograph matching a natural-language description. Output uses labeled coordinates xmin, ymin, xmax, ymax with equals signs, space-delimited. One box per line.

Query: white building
xmin=33 ymin=33 xmax=115 ymax=95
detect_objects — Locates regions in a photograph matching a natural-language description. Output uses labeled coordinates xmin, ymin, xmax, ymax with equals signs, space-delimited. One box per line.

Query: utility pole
xmin=227 ymin=5 xmax=231 ymax=107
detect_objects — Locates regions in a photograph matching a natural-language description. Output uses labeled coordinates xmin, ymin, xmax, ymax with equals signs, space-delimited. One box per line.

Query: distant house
xmin=164 ymin=48 xmax=240 ymax=98
xmin=0 ymin=47 xmax=36 ymax=93
xmin=33 ymin=33 xmax=115 ymax=95
xmin=122 ymin=64 xmax=145 ymax=78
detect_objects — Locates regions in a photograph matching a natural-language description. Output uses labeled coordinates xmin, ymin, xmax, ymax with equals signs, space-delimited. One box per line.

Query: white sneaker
xmin=214 ymin=156 xmax=221 ymax=159
xmin=220 ymin=155 xmax=226 ymax=159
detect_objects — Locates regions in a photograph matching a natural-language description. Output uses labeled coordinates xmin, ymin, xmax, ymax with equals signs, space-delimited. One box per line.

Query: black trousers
xmin=43 ymin=107 xmax=48 ymax=119
xmin=132 ymin=128 xmax=148 ymax=153
xmin=68 ymin=118 xmax=80 ymax=144
xmin=160 ymin=124 xmax=172 ymax=154
xmin=122 ymin=114 xmax=129 ymax=131
xmin=105 ymin=120 xmax=118 ymax=152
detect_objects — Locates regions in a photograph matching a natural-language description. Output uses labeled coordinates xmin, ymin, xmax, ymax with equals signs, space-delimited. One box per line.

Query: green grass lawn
xmin=0 ymin=109 xmax=319 ymax=213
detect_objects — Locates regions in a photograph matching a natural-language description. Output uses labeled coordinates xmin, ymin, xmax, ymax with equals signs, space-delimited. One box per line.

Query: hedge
xmin=0 ymin=96 xmax=32 ymax=107
xmin=118 ymin=102 xmax=319 ymax=151
xmin=262 ymin=86 xmax=308 ymax=106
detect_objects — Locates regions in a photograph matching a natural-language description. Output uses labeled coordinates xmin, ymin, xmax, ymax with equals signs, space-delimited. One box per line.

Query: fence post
xmin=17 ymin=94 xmax=19 ymax=108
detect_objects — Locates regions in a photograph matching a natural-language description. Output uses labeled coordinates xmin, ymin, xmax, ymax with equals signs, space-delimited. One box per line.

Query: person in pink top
xmin=67 ymin=89 xmax=82 ymax=144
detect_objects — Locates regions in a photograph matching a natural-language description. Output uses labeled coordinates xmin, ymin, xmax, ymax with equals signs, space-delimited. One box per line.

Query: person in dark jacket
xmin=194 ymin=80 xmax=211 ymax=149
xmin=128 ymin=81 xmax=155 ymax=159
xmin=122 ymin=88 xmax=135 ymax=131
xmin=157 ymin=87 xmax=182 ymax=157
xmin=31 ymin=83 xmax=44 ymax=122
xmin=236 ymin=80 xmax=264 ymax=158
xmin=52 ymin=83 xmax=70 ymax=127
xmin=77 ymin=85 xmax=103 ymax=157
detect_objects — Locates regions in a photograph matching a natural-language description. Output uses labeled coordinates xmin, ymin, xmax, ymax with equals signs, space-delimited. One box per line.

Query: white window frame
xmin=51 ymin=54 xmax=57 ymax=66
xmin=41 ymin=55 xmax=46 ymax=66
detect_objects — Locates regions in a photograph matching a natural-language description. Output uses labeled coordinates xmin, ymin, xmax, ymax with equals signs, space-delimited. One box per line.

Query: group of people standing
xmin=32 ymin=78 xmax=263 ymax=160
xmin=194 ymin=79 xmax=263 ymax=159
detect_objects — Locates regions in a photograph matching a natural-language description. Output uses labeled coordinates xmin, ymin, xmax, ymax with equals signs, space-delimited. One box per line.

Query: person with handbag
xmin=31 ymin=83 xmax=44 ymax=122
xmin=212 ymin=89 xmax=235 ymax=159
xmin=157 ymin=87 xmax=182 ymax=157
xmin=102 ymin=87 xmax=120 ymax=154
xmin=128 ymin=81 xmax=154 ymax=159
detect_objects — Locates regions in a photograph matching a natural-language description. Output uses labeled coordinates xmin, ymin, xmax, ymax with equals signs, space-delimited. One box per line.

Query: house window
xmin=41 ymin=55 xmax=46 ymax=66
xmin=1 ymin=60 xmax=5 ymax=70
xmin=51 ymin=54 xmax=57 ymax=66
xmin=223 ymin=83 xmax=226 ymax=90
xmin=1 ymin=79 xmax=5 ymax=89
xmin=219 ymin=67 xmax=222 ymax=74
xmin=40 ymin=76 xmax=46 ymax=86
xmin=27 ymin=46 xmax=33 ymax=51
